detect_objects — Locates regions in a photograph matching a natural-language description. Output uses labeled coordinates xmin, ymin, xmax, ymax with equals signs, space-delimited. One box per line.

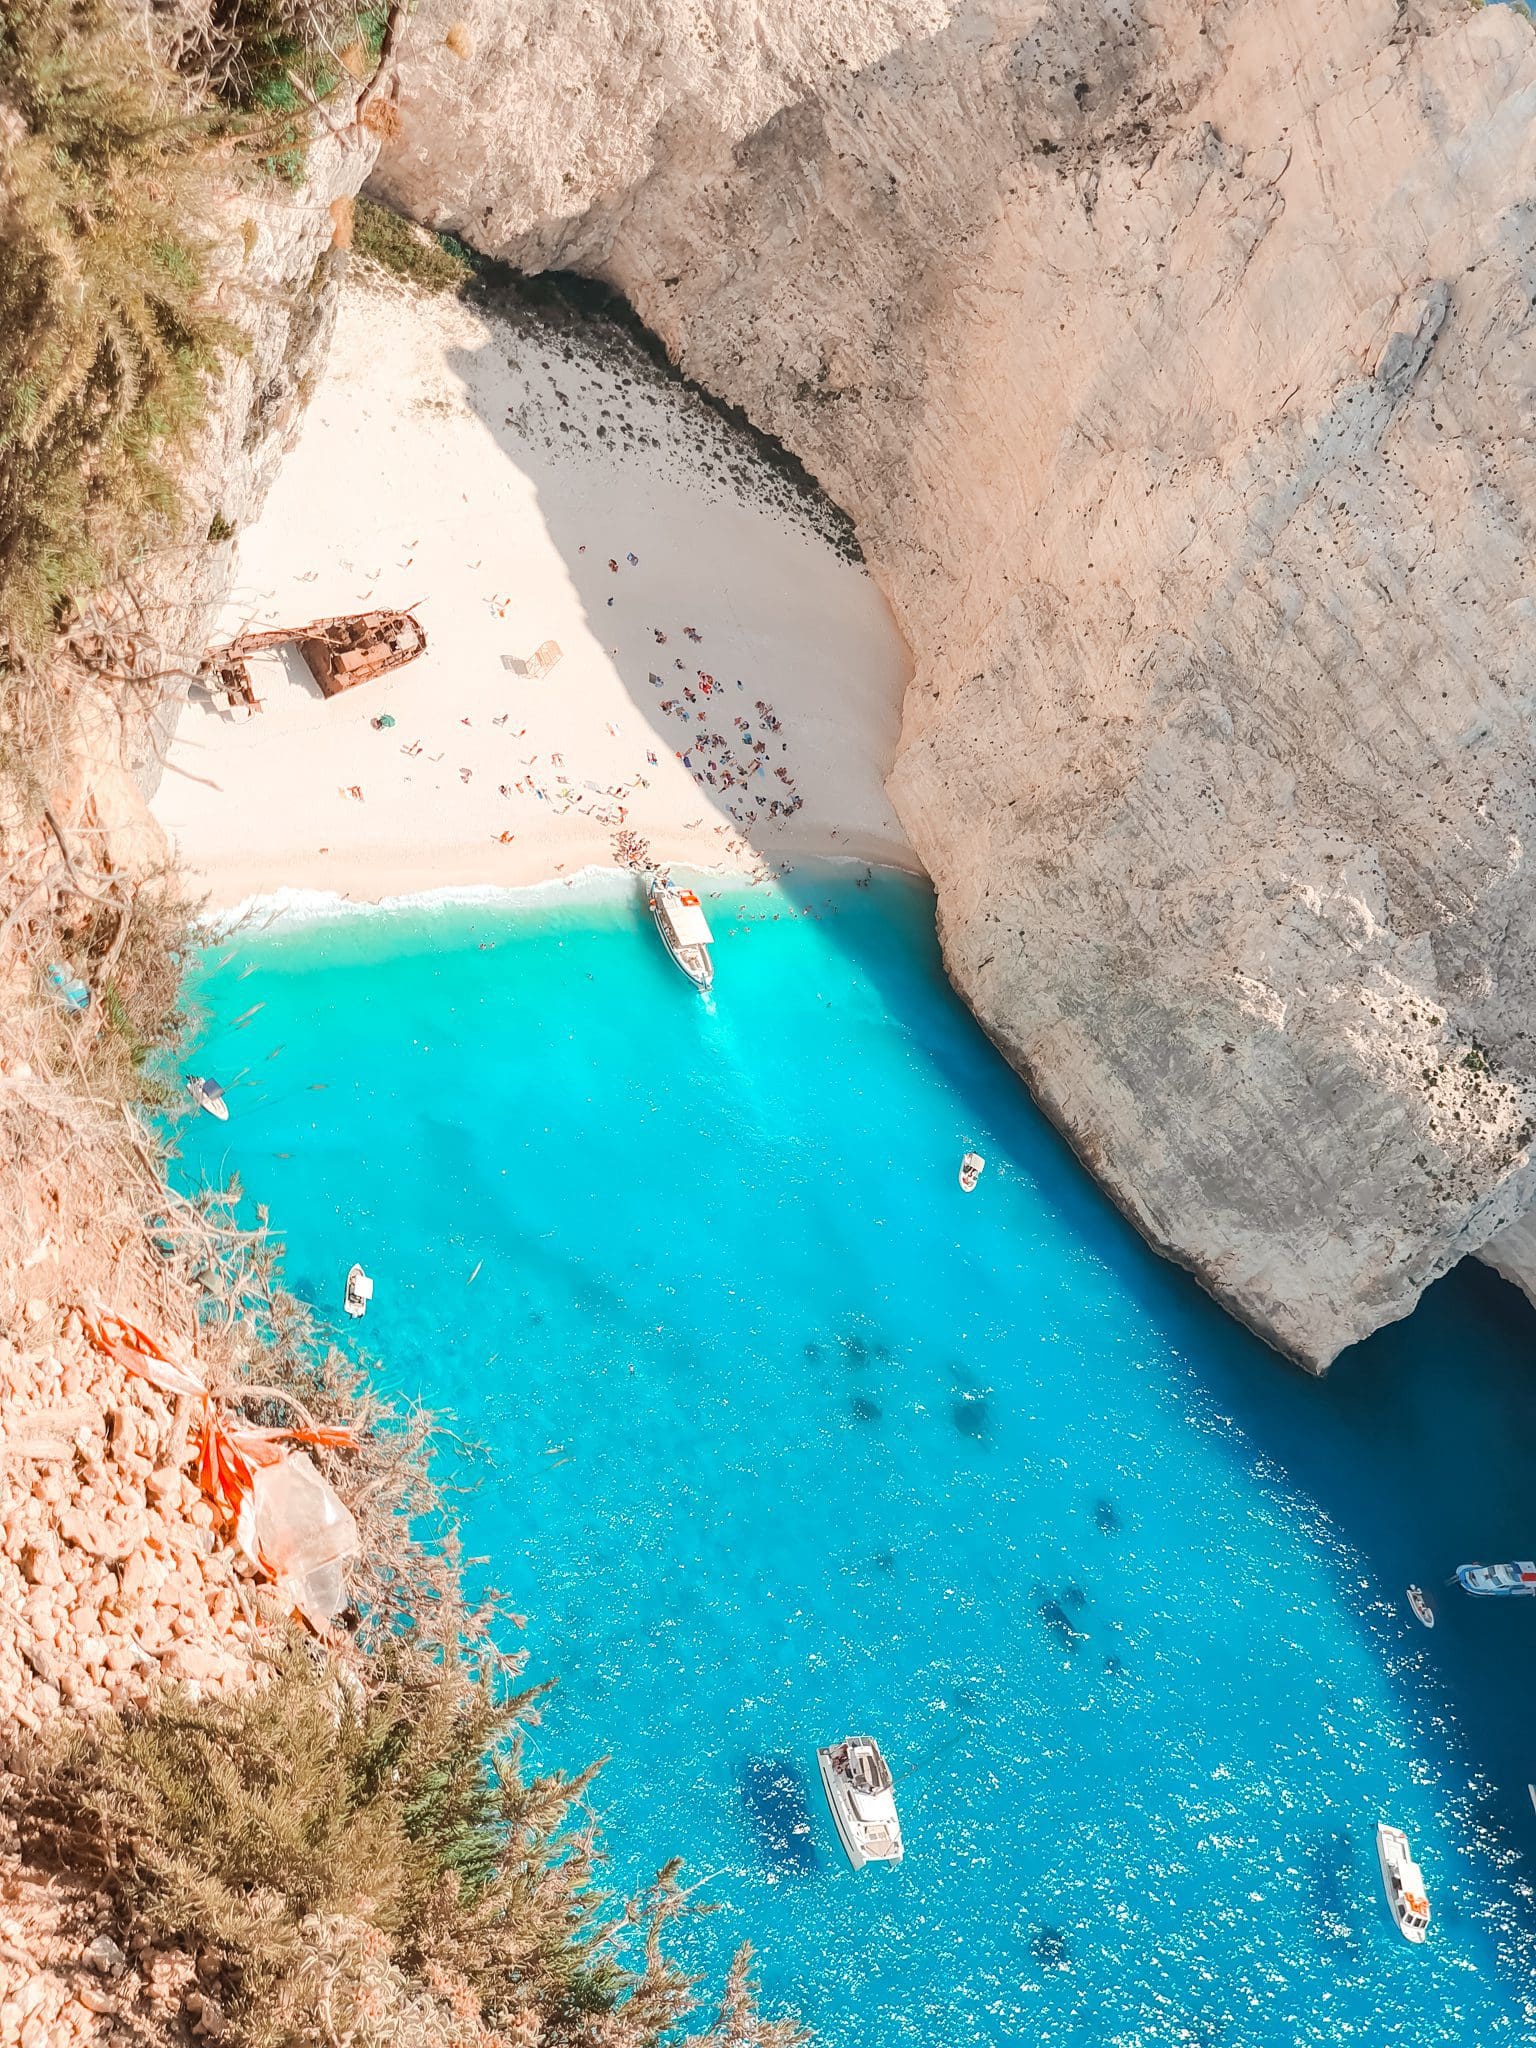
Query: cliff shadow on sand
xmin=435 ymin=264 xmax=914 ymax=881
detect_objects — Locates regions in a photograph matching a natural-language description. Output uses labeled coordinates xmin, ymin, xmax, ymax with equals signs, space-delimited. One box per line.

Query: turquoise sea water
xmin=179 ymin=870 xmax=1536 ymax=2046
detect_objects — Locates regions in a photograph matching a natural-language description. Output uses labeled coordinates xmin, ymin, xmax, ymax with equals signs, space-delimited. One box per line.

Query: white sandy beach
xmin=152 ymin=270 xmax=916 ymax=908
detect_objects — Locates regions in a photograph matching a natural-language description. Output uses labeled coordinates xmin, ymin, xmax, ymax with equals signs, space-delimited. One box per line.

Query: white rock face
xmin=376 ymin=0 xmax=1536 ymax=1367
xmin=130 ymin=120 xmax=378 ymax=794
xmin=1478 ymin=1209 xmax=1536 ymax=1306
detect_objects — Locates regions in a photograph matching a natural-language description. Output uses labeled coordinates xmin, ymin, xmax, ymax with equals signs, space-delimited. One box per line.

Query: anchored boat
xmin=959 ymin=1151 xmax=985 ymax=1192
xmin=647 ymin=874 xmax=714 ymax=991
xmin=1376 ymin=1822 xmax=1430 ymax=1942
xmin=1455 ymin=1560 xmax=1536 ymax=1596
xmin=817 ymin=1736 xmax=903 ymax=1870
xmin=343 ymin=1264 xmax=374 ymax=1320
xmin=187 ymin=1076 xmax=229 ymax=1122
xmin=1406 ymin=1585 xmax=1434 ymax=1629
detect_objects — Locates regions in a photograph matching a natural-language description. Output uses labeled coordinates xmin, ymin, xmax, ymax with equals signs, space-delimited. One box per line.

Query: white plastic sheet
xmin=248 ymin=1451 xmax=359 ymax=1632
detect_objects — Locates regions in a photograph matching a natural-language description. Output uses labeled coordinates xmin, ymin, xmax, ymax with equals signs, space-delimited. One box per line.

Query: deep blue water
xmin=178 ymin=869 xmax=1536 ymax=2045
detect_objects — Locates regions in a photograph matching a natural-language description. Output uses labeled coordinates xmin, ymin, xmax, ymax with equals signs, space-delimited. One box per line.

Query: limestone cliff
xmin=373 ymin=0 xmax=1536 ymax=1367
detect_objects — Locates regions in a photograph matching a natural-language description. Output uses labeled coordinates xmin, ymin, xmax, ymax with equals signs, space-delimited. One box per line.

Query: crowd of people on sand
xmin=594 ymin=544 xmax=806 ymax=838
xmin=331 ymin=537 xmax=810 ymax=885
xmin=612 ymin=827 xmax=653 ymax=872
xmin=650 ymin=669 xmax=803 ymax=833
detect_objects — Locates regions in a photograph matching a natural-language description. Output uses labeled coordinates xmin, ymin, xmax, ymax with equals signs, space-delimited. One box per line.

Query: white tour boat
xmin=187 ymin=1076 xmax=229 ymax=1122
xmin=959 ymin=1151 xmax=985 ymax=1192
xmin=647 ymin=875 xmax=714 ymax=991
xmin=1406 ymin=1585 xmax=1434 ymax=1629
xmin=818 ymin=1736 xmax=903 ymax=1870
xmin=1376 ymin=1822 xmax=1430 ymax=1943
xmin=343 ymin=1263 xmax=374 ymax=1319
xmin=1455 ymin=1560 xmax=1536 ymax=1596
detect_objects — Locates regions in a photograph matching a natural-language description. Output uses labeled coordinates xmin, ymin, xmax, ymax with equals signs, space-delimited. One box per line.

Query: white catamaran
xmin=647 ymin=874 xmax=714 ymax=991
xmin=818 ymin=1736 xmax=903 ymax=1870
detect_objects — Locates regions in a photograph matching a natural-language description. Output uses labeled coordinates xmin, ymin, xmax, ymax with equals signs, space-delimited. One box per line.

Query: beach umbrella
xmin=372 ymin=713 xmax=396 ymax=730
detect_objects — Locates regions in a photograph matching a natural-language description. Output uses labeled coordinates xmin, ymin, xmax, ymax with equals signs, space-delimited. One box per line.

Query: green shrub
xmin=202 ymin=0 xmax=389 ymax=181
xmin=207 ymin=0 xmax=388 ymax=110
xmin=0 ymin=0 xmax=393 ymax=665
xmin=0 ymin=0 xmax=231 ymax=663
xmin=18 ymin=1647 xmax=806 ymax=2047
xmin=354 ymin=195 xmax=476 ymax=294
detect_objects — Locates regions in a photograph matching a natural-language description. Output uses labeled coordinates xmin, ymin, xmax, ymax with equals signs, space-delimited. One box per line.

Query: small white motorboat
xmin=1455 ymin=1560 xmax=1536 ymax=1596
xmin=1376 ymin=1821 xmax=1430 ymax=1943
xmin=343 ymin=1263 xmax=374 ymax=1320
xmin=818 ymin=1735 xmax=903 ymax=1870
xmin=959 ymin=1151 xmax=985 ymax=1193
xmin=187 ymin=1076 xmax=229 ymax=1122
xmin=1406 ymin=1585 xmax=1434 ymax=1629
xmin=647 ymin=874 xmax=714 ymax=990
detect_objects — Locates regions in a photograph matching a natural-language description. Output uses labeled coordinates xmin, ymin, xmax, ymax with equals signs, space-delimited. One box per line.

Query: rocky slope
xmin=0 ymin=83 xmax=378 ymax=2048
xmin=0 ymin=1305 xmax=254 ymax=2045
xmin=373 ymin=0 xmax=1536 ymax=1366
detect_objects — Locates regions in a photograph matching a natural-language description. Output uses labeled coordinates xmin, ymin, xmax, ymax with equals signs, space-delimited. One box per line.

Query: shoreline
xmin=185 ymin=825 xmax=924 ymax=920
xmin=196 ymin=841 xmax=928 ymax=933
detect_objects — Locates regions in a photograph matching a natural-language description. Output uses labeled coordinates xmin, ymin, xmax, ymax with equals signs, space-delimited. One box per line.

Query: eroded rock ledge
xmin=374 ymin=0 xmax=1536 ymax=1367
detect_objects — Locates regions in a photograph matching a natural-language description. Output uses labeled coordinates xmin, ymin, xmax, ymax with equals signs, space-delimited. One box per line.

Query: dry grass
xmin=16 ymin=1636 xmax=808 ymax=2045
xmin=0 ymin=845 xmax=199 ymax=1341
xmin=16 ymin=1647 xmax=605 ymax=2047
xmin=0 ymin=0 xmax=230 ymax=670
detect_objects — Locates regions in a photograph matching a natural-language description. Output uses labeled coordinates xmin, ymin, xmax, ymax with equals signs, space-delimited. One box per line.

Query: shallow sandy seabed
xmin=153 ymin=271 xmax=917 ymax=908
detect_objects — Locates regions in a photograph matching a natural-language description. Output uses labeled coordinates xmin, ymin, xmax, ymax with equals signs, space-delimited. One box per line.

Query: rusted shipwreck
xmin=204 ymin=608 xmax=427 ymax=715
